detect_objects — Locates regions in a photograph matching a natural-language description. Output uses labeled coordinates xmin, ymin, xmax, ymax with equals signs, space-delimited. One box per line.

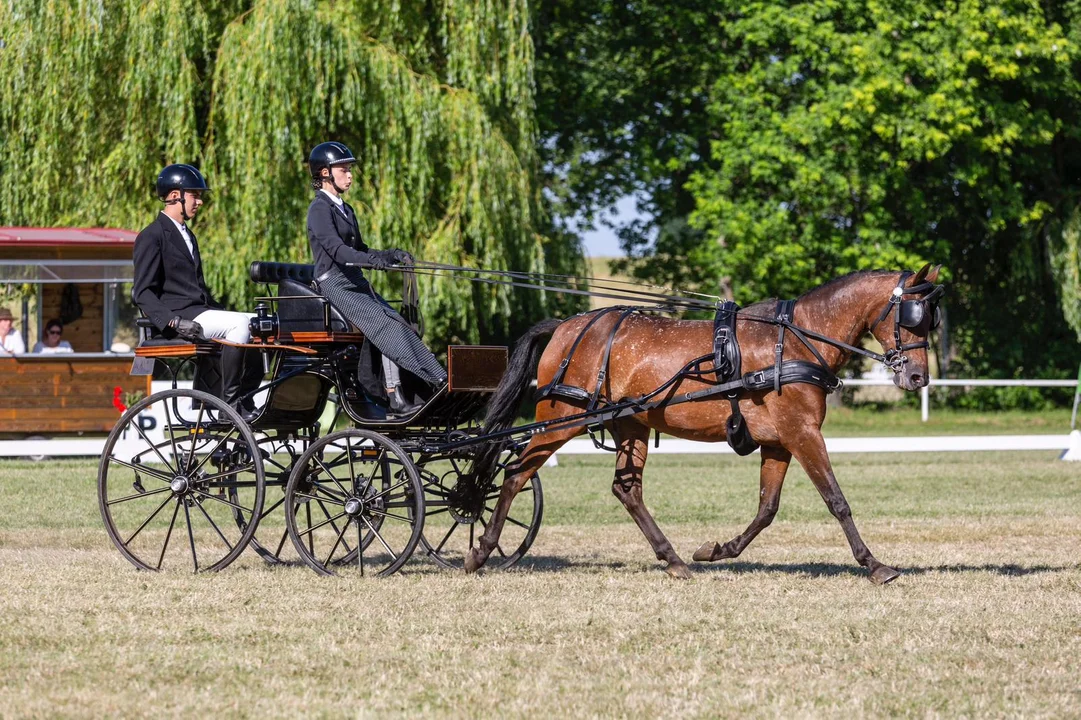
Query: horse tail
xmin=469 ymin=317 xmax=562 ymax=485
xmin=483 ymin=317 xmax=563 ymax=432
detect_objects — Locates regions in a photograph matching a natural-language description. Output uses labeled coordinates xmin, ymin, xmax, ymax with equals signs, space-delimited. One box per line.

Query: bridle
xmin=868 ymin=271 xmax=945 ymax=372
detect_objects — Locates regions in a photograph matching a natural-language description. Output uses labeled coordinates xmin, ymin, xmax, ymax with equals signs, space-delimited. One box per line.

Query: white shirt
xmin=161 ymin=212 xmax=195 ymax=260
xmin=320 ymin=189 xmax=349 ymax=218
xmin=2 ymin=329 xmax=26 ymax=354
xmin=32 ymin=341 xmax=73 ymax=354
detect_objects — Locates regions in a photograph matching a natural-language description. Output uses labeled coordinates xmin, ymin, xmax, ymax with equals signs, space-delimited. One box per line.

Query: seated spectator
xmin=0 ymin=307 xmax=26 ymax=355
xmin=32 ymin=319 xmax=73 ymax=354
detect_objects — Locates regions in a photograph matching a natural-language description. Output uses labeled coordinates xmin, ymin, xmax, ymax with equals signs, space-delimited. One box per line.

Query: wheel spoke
xmin=368 ymin=478 xmax=410 ymax=503
xmin=187 ymin=428 xmax=238 ymax=477
xmin=469 ymin=522 xmax=474 ymax=550
xmin=257 ymin=495 xmax=286 ymax=523
xmin=356 ymin=520 xmax=364 ymax=576
xmin=361 ymin=515 xmax=396 ymax=558
xmin=433 ymin=522 xmax=458 ymax=554
xmin=130 ymin=415 xmax=178 ymax=474
xmin=305 ymin=503 xmax=314 ymax=556
xmin=192 ymin=488 xmax=249 ymax=514
xmin=200 ymin=464 xmax=256 ymax=484
xmin=123 ymin=493 xmax=175 ymax=547
xmin=312 ymin=483 xmax=347 ymax=502
xmin=106 ymin=485 xmax=172 ymax=506
xmin=162 ymin=400 xmax=182 ymax=474
xmin=314 ymin=456 xmax=350 ymax=499
xmin=295 ymin=510 xmax=348 ymax=539
xmin=323 ymin=517 xmax=351 ymax=566
xmin=155 ymin=500 xmax=182 ymax=570
xmin=317 ymin=501 xmax=353 ymax=555
xmin=109 ymin=457 xmax=173 ymax=483
xmin=184 ymin=403 xmax=206 ymax=473
xmin=193 ymin=497 xmax=235 ymax=553
xmin=183 ymin=500 xmax=198 ymax=573
xmin=294 ymin=491 xmax=343 ymax=506
xmin=365 ymin=509 xmax=413 ymax=524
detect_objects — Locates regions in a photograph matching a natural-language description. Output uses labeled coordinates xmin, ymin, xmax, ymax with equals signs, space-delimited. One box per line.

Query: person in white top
xmin=32 ymin=319 xmax=74 ymax=354
xmin=0 ymin=307 xmax=26 ymax=355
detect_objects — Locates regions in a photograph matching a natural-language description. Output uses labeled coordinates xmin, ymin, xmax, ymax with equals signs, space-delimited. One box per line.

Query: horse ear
xmin=908 ymin=263 xmax=931 ymax=286
xmin=926 ymin=264 xmax=942 ymax=284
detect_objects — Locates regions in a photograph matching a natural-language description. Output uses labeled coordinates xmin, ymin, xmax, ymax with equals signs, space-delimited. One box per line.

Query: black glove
xmin=169 ymin=316 xmax=204 ymax=341
xmin=363 ymin=252 xmax=390 ymax=270
xmin=389 ymin=249 xmax=414 ymax=266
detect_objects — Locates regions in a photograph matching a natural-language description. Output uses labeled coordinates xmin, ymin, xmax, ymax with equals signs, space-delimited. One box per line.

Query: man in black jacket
xmin=132 ymin=164 xmax=261 ymax=417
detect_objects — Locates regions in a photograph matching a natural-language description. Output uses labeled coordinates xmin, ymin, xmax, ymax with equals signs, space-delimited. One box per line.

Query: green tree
xmin=535 ymin=0 xmax=1081 ymax=380
xmin=0 ymin=0 xmax=584 ymax=348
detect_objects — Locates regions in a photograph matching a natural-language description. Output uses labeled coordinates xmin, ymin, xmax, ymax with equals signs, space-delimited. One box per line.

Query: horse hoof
xmin=692 ymin=542 xmax=720 ymax=562
xmin=665 ymin=562 xmax=693 ymax=580
xmin=463 ymin=549 xmax=482 ymax=574
xmin=869 ymin=565 xmax=900 ymax=585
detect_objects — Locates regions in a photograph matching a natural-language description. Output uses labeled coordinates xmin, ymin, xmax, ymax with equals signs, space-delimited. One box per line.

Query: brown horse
xmin=465 ymin=265 xmax=943 ymax=583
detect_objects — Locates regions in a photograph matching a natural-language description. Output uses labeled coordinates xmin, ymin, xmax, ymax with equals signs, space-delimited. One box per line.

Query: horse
xmin=464 ymin=265 xmax=943 ymax=584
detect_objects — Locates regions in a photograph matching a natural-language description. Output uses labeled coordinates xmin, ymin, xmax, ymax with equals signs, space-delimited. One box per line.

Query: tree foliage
xmin=535 ymin=1 xmax=1081 ymax=378
xmin=0 ymin=0 xmax=585 ymax=347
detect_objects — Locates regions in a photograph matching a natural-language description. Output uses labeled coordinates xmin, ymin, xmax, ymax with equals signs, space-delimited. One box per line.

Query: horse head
xmin=865 ymin=264 xmax=943 ymax=391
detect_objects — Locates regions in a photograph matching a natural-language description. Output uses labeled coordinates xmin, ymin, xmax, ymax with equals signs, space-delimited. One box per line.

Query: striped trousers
xmin=318 ymin=266 xmax=447 ymax=387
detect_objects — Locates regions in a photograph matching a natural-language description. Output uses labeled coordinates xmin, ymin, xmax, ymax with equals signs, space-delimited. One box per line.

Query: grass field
xmin=2 ymin=451 xmax=1080 ymax=717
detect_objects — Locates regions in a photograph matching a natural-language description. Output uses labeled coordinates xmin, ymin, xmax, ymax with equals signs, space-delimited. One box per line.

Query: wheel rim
xmin=419 ymin=447 xmax=542 ymax=570
xmin=285 ymin=429 xmax=423 ymax=577
xmin=98 ymin=389 xmax=265 ymax=572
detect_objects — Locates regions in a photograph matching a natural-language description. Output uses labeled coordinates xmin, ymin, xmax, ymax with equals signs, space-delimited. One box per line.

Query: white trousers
xmin=194 ymin=310 xmax=255 ymax=344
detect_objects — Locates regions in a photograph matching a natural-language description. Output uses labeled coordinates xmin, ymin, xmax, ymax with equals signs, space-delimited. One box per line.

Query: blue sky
xmin=579 ymin=195 xmax=638 ymax=258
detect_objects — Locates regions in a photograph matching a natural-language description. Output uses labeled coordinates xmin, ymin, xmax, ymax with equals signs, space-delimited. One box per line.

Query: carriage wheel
xmin=98 ymin=389 xmax=265 ymax=572
xmin=418 ymin=446 xmax=543 ymax=570
xmin=285 ymin=429 xmax=424 ymax=577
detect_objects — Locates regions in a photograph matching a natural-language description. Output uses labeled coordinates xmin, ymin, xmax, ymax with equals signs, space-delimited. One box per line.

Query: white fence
xmin=0 ymin=379 xmax=1077 ymax=458
xmin=844 ymin=377 xmax=1078 ymax=422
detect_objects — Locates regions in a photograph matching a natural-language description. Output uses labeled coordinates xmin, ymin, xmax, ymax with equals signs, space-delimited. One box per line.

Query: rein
xmin=355 ymin=261 xmax=943 ymax=376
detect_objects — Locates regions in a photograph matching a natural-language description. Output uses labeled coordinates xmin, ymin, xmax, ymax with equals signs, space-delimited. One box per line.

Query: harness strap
xmin=589 ymin=307 xmax=639 ymax=412
xmin=774 ymin=300 xmax=796 ymax=394
xmin=538 ymin=306 xmax=626 ymax=399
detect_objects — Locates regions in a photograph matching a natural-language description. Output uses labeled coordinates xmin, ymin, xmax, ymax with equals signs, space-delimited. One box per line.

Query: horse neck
xmin=793 ymin=273 xmax=896 ymax=370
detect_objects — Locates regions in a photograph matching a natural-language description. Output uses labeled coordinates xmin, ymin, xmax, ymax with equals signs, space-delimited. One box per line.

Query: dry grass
xmin=1 ymin=452 xmax=1080 ymax=718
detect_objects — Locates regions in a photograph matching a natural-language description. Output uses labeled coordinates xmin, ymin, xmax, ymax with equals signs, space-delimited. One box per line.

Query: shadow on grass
xmin=690 ymin=561 xmax=1077 ymax=578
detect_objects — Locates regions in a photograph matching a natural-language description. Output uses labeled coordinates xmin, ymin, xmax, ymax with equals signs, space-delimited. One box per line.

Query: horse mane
xmin=738 ymin=270 xmax=898 ymax=317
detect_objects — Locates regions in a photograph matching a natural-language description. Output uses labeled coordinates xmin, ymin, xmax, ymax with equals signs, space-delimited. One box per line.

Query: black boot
xmin=221 ymin=346 xmax=260 ymax=422
xmin=387 ymin=387 xmax=423 ymax=417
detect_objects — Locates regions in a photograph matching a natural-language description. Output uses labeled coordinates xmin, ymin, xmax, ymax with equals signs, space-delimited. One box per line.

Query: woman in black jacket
xmin=305 ymin=142 xmax=447 ymax=416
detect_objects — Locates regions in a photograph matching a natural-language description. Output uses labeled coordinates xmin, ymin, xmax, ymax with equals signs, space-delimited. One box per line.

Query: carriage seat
xmin=249 ymin=261 xmax=351 ymax=334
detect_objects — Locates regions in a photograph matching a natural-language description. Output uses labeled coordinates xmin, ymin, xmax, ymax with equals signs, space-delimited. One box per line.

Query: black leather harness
xmin=536 ymin=299 xmax=845 ymax=455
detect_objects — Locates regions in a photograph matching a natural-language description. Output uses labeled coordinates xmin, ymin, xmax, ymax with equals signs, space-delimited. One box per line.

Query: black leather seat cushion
xmin=277 ymin=278 xmax=352 ymax=333
xmin=250 ymin=262 xmax=315 ymax=285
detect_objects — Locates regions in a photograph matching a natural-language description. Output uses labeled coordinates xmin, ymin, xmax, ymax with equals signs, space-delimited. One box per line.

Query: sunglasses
xmin=47 ymin=329 xmax=62 ymax=335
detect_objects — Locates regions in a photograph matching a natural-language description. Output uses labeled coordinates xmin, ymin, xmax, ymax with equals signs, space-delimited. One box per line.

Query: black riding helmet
xmin=308 ymin=142 xmax=356 ymax=191
xmin=156 ymin=164 xmax=208 ymax=221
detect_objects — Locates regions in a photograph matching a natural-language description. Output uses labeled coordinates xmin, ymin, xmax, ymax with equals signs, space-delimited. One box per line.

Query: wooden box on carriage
xmin=446 ymin=345 xmax=506 ymax=392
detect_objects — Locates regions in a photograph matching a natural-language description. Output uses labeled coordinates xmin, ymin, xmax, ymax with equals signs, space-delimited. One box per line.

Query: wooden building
xmin=0 ymin=228 xmax=150 ymax=435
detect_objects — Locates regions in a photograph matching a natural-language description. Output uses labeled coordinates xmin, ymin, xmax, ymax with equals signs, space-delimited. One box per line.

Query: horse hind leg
xmin=464 ymin=426 xmax=576 ymax=573
xmin=693 ymin=445 xmax=791 ymax=562
xmin=610 ymin=421 xmax=691 ymax=579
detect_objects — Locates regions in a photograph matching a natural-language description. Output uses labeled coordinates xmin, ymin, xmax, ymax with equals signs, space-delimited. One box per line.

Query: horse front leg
xmin=787 ymin=430 xmax=900 ymax=584
xmin=693 ymin=444 xmax=791 ymax=562
xmin=610 ymin=422 xmax=691 ymax=579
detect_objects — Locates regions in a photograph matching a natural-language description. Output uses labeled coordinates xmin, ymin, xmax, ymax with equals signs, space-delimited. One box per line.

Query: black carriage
xmin=97 ymin=262 xmax=542 ymax=576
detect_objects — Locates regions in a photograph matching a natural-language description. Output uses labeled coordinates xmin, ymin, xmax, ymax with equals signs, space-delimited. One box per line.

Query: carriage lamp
xmin=250 ymin=303 xmax=278 ymax=341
